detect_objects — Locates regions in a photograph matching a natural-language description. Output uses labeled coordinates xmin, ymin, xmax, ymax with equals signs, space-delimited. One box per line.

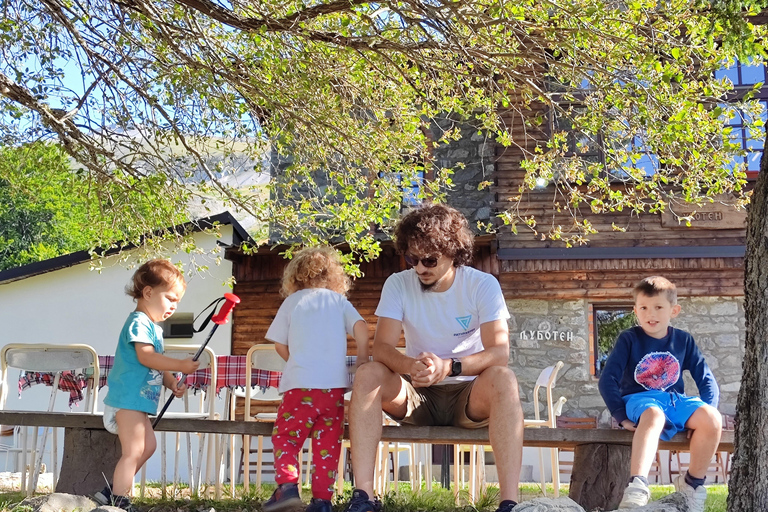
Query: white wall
xmin=0 ymin=226 xmax=237 ymax=486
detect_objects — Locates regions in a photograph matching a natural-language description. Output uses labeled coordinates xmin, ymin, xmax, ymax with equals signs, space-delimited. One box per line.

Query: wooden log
xmin=568 ymin=443 xmax=631 ymax=511
xmin=56 ymin=427 xmax=121 ymax=495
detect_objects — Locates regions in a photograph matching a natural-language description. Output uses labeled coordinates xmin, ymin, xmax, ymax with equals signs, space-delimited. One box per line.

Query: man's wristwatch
xmin=449 ymin=358 xmax=462 ymax=377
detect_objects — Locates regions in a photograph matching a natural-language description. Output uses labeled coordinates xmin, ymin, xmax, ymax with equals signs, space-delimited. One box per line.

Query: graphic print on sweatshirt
xmin=634 ymin=351 xmax=681 ymax=391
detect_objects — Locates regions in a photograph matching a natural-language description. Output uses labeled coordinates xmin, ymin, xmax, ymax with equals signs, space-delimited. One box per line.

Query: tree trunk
xmin=728 ymin=145 xmax=768 ymax=510
xmin=55 ymin=428 xmax=121 ymax=495
xmin=568 ymin=443 xmax=630 ymax=511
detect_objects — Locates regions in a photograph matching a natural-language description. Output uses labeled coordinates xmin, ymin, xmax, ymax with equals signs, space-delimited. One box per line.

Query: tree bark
xmin=55 ymin=428 xmax=121 ymax=495
xmin=728 ymin=143 xmax=768 ymax=510
xmin=568 ymin=443 xmax=630 ymax=511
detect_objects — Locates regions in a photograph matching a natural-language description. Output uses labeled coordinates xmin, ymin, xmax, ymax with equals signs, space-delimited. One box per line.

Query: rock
xmin=20 ymin=492 xmax=99 ymax=512
xmin=512 ymin=496 xmax=586 ymax=511
xmin=627 ymin=492 xmax=689 ymax=511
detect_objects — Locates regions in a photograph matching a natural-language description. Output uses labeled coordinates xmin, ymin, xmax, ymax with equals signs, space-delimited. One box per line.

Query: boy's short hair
xmin=632 ymin=276 xmax=677 ymax=305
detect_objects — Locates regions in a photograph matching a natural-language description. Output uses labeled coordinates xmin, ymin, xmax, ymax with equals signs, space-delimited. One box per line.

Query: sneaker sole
xmin=263 ymin=497 xmax=304 ymax=512
xmin=91 ymin=492 xmax=110 ymax=506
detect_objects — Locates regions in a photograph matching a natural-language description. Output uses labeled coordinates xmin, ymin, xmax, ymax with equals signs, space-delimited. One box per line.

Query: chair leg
xmin=538 ymin=447 xmax=547 ymax=496
xmin=550 ymin=447 xmax=560 ymax=497
xmin=256 ymin=435 xmax=264 ymax=487
xmin=453 ymin=444 xmax=460 ymax=504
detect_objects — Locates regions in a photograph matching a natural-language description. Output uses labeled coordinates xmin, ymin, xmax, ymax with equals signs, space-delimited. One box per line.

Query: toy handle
xmin=211 ymin=293 xmax=240 ymax=325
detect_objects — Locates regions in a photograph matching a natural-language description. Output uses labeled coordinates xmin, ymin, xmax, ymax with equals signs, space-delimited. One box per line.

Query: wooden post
xmin=568 ymin=443 xmax=631 ymax=511
xmin=55 ymin=428 xmax=121 ymax=495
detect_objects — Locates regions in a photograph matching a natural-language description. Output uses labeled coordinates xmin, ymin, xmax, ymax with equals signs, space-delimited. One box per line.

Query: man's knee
xmin=477 ymin=366 xmax=521 ymax=404
xmin=353 ymin=361 xmax=395 ymax=391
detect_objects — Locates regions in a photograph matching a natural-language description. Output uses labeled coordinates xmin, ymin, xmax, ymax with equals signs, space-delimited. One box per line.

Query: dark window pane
xmin=594 ymin=306 xmax=636 ymax=376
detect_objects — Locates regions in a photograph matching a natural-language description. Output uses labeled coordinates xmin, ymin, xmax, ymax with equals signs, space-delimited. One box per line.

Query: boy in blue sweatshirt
xmin=598 ymin=276 xmax=721 ymax=512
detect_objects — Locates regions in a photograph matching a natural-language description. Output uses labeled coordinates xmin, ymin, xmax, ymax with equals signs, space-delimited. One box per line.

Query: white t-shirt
xmin=266 ymin=288 xmax=364 ymax=392
xmin=375 ymin=266 xmax=510 ymax=384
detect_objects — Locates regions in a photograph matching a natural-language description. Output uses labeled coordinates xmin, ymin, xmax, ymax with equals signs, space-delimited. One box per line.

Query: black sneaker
xmin=91 ymin=485 xmax=112 ymax=506
xmin=263 ymin=483 xmax=303 ymax=512
xmin=494 ymin=500 xmax=518 ymax=512
xmin=344 ymin=489 xmax=378 ymax=512
xmin=111 ymin=494 xmax=140 ymax=512
xmin=306 ymin=498 xmax=333 ymax=512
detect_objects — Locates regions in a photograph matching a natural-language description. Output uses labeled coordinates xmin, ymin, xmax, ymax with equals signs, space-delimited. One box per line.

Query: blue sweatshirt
xmin=598 ymin=325 xmax=719 ymax=425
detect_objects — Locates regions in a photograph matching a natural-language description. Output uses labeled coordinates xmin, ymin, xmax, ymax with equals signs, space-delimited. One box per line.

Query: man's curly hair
xmin=394 ymin=204 xmax=474 ymax=267
xmin=280 ymin=245 xmax=351 ymax=297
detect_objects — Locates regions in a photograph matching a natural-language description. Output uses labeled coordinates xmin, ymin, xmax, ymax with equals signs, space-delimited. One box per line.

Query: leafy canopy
xmin=0 ymin=0 xmax=766 ymax=258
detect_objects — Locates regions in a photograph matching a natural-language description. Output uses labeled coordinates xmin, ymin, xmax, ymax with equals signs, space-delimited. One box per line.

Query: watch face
xmin=451 ymin=359 xmax=461 ymax=376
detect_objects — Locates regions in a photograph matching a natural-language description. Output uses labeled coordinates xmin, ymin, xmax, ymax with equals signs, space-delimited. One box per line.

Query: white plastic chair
xmin=0 ymin=343 xmax=99 ymax=495
xmin=454 ymin=361 xmax=566 ymax=501
xmin=139 ymin=345 xmax=217 ymax=498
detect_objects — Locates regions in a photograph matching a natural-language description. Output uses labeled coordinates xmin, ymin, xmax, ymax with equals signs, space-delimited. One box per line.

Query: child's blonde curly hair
xmin=280 ymin=246 xmax=351 ymax=297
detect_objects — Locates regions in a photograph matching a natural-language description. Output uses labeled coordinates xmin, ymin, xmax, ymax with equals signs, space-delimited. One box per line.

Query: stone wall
xmin=430 ymin=116 xmax=495 ymax=227
xmin=506 ymin=297 xmax=744 ymax=425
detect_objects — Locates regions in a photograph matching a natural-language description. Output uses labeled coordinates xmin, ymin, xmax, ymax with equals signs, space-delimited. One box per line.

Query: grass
xmin=0 ymin=482 xmax=729 ymax=512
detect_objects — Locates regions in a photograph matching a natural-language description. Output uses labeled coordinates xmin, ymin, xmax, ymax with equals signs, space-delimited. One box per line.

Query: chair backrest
xmin=244 ymin=344 xmax=286 ymax=420
xmin=0 ymin=343 xmax=100 ymax=413
xmin=723 ymin=414 xmax=736 ymax=430
xmin=163 ymin=345 xmax=217 ymax=419
xmin=532 ymin=360 xmax=565 ymax=425
xmin=556 ymin=416 xmax=598 ymax=429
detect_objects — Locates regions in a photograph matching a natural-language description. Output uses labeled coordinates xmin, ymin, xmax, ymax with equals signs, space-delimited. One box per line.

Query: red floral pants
xmin=272 ymin=388 xmax=345 ymax=499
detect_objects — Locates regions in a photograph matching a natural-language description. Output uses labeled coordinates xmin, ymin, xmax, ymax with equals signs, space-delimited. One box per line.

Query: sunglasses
xmin=404 ymin=253 xmax=439 ymax=268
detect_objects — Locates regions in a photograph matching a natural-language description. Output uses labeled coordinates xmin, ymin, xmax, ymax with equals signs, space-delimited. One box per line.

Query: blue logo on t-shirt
xmin=456 ymin=315 xmax=472 ymax=330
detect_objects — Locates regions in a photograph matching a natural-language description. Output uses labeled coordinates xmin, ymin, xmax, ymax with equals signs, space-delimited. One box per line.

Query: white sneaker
xmin=619 ymin=477 xmax=651 ymax=509
xmin=674 ymin=474 xmax=707 ymax=512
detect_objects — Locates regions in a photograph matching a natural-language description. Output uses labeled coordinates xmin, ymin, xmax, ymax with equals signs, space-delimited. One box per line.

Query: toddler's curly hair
xmin=280 ymin=246 xmax=351 ymax=297
xmin=126 ymin=259 xmax=186 ymax=300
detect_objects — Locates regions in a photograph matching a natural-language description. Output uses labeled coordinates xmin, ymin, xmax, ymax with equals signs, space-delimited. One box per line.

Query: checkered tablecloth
xmin=21 ymin=353 xmax=360 ymax=404
xmin=17 ymin=369 xmax=93 ymax=408
xmin=97 ymin=354 xmax=283 ymax=396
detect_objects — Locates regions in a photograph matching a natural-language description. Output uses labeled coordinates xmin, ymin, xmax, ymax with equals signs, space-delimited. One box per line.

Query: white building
xmin=0 ymin=212 xmax=250 ymax=487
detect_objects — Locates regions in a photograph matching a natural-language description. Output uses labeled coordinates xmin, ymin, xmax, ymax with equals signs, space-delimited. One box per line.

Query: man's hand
xmin=620 ymin=419 xmax=637 ymax=431
xmin=410 ymin=352 xmax=447 ymax=387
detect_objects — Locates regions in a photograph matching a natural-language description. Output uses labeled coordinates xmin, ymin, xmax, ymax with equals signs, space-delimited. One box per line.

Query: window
xmin=551 ymin=109 xmax=658 ymax=179
xmin=551 ymin=59 xmax=766 ymax=181
xmin=716 ymin=59 xmax=767 ymax=175
xmin=592 ymin=305 xmax=636 ymax=376
xmin=379 ymin=157 xmax=425 ymax=208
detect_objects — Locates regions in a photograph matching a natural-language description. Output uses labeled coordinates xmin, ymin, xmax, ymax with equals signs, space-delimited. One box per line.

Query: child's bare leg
xmin=684 ymin=405 xmax=722 ymax=478
xmin=113 ymin=410 xmax=157 ymax=496
xmin=629 ymin=407 xmax=665 ymax=477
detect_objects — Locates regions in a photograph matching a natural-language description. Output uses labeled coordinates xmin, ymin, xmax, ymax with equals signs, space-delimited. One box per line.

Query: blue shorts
xmin=623 ymin=390 xmax=707 ymax=441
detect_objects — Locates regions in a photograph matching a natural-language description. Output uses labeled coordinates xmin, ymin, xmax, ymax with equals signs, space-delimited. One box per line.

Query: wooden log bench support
xmin=0 ymin=411 xmax=734 ymax=511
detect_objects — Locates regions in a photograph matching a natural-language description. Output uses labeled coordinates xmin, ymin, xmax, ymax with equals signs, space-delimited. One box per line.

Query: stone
xmin=512 ymin=497 xmax=585 ymax=512
xmin=626 ymin=491 xmax=689 ymax=511
xmin=709 ymin=302 xmax=739 ymax=315
xmin=20 ymin=492 xmax=100 ymax=512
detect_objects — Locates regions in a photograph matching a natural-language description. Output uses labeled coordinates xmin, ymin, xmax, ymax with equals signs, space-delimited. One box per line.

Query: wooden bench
xmin=0 ymin=411 xmax=734 ymax=510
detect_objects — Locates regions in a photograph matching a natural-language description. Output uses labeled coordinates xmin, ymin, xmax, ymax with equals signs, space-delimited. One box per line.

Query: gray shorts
xmin=389 ymin=376 xmax=488 ymax=428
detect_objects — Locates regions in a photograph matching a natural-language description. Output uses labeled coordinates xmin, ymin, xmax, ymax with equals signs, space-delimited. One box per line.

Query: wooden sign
xmin=660 ymin=199 xmax=746 ymax=229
